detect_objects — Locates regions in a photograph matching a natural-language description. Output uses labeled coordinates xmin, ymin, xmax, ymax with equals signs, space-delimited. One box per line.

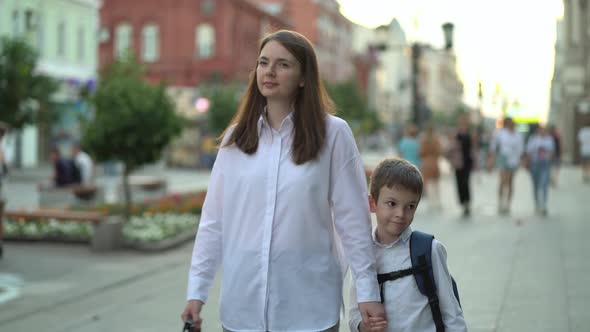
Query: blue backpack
xmin=377 ymin=231 xmax=461 ymax=332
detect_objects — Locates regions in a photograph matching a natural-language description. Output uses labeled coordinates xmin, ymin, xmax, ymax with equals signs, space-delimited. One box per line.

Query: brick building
xmin=251 ymin=0 xmax=355 ymax=83
xmin=99 ymin=0 xmax=290 ymax=87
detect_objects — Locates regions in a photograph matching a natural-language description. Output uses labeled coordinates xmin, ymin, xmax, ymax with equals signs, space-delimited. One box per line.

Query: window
xmin=12 ymin=11 xmax=20 ymax=36
xmin=115 ymin=23 xmax=132 ymax=58
xmin=142 ymin=24 xmax=159 ymax=62
xmin=36 ymin=14 xmax=44 ymax=55
xmin=57 ymin=20 xmax=66 ymax=57
xmin=201 ymin=0 xmax=215 ymax=16
xmin=196 ymin=24 xmax=215 ymax=59
xmin=77 ymin=26 xmax=85 ymax=61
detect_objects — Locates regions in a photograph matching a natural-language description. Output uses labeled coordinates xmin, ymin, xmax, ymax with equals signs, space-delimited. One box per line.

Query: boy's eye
xmin=407 ymin=205 xmax=416 ymax=211
xmin=386 ymin=201 xmax=396 ymax=207
xmin=258 ymin=60 xmax=267 ymax=66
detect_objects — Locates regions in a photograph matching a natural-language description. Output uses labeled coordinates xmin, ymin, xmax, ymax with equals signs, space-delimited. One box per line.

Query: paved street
xmin=1 ymin=154 xmax=589 ymax=331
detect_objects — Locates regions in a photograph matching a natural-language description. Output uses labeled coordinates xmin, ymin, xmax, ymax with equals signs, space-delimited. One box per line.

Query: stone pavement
xmin=1 ymin=156 xmax=589 ymax=331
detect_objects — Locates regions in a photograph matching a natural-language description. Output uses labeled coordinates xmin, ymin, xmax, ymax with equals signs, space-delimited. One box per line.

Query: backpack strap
xmin=410 ymin=230 xmax=445 ymax=332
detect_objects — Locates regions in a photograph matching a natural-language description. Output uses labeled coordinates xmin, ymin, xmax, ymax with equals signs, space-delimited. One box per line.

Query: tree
xmin=202 ymin=83 xmax=241 ymax=136
xmin=83 ymin=57 xmax=183 ymax=219
xmin=0 ymin=37 xmax=58 ymax=167
xmin=325 ymin=80 xmax=382 ymax=137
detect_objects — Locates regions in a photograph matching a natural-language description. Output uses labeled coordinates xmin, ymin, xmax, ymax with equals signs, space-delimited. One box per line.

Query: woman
xmin=525 ymin=125 xmax=555 ymax=216
xmin=420 ymin=125 xmax=442 ymax=210
xmin=451 ymin=114 xmax=476 ymax=217
xmin=181 ymin=30 xmax=385 ymax=332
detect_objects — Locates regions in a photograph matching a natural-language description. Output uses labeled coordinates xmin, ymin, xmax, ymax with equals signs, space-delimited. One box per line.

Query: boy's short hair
xmin=370 ymin=158 xmax=423 ymax=202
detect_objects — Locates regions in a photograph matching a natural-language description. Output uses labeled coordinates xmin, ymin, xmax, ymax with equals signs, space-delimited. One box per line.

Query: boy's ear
xmin=368 ymin=195 xmax=376 ymax=213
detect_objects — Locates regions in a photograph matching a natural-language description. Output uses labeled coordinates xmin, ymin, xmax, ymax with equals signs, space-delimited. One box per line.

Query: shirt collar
xmin=257 ymin=106 xmax=295 ymax=135
xmin=372 ymin=225 xmax=413 ymax=248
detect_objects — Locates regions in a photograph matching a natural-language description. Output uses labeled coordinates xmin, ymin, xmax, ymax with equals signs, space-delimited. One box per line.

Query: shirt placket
xmin=262 ymin=128 xmax=282 ymax=330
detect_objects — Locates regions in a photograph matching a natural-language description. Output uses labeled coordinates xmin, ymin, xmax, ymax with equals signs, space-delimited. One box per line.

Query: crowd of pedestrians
xmin=396 ymin=114 xmax=584 ymax=219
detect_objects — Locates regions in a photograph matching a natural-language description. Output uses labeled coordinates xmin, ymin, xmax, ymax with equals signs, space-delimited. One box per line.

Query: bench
xmin=38 ymin=184 xmax=105 ymax=209
xmin=3 ymin=209 xmax=122 ymax=251
xmin=118 ymin=176 xmax=167 ymax=203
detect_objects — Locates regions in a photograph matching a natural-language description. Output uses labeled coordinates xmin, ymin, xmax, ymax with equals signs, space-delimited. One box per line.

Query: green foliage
xmin=83 ymin=56 xmax=183 ymax=172
xmin=83 ymin=56 xmax=183 ymax=219
xmin=0 ymin=37 xmax=58 ymax=129
xmin=324 ymin=80 xmax=382 ymax=136
xmin=201 ymin=83 xmax=241 ymax=136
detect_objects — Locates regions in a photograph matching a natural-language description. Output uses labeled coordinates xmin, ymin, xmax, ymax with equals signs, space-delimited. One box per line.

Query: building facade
xmin=0 ymin=0 xmax=100 ymax=166
xmin=550 ymin=0 xmax=590 ymax=162
xmin=99 ymin=0 xmax=289 ymax=88
xmin=251 ymin=0 xmax=355 ymax=82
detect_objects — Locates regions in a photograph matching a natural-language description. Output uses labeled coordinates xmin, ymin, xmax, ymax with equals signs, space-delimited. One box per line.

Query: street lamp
xmin=442 ymin=22 xmax=454 ymax=50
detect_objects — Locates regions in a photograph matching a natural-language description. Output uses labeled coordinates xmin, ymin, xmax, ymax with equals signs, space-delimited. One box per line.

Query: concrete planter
xmin=91 ymin=216 xmax=123 ymax=252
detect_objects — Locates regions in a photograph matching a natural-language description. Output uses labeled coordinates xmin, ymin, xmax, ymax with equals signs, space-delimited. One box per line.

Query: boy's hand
xmin=359 ymin=317 xmax=388 ymax=332
xmin=359 ymin=302 xmax=387 ymax=331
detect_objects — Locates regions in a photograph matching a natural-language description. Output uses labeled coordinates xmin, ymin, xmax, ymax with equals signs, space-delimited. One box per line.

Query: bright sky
xmin=338 ymin=0 xmax=564 ymax=120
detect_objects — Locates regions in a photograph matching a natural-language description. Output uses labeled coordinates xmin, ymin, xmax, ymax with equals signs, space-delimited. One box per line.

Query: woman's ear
xmin=299 ymin=80 xmax=304 ymax=87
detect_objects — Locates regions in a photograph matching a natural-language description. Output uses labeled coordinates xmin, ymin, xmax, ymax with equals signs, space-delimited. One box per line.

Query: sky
xmin=337 ymin=0 xmax=564 ymax=120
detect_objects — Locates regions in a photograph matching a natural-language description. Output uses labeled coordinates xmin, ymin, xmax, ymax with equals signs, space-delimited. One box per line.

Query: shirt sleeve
xmin=186 ymin=148 xmax=225 ymax=302
xmin=348 ymin=275 xmax=363 ymax=332
xmin=329 ymin=120 xmax=380 ymax=303
xmin=431 ymin=240 xmax=467 ymax=332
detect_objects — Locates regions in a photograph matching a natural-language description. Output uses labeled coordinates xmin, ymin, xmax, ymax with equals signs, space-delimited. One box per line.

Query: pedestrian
xmin=450 ymin=114 xmax=476 ymax=217
xmin=578 ymin=125 xmax=590 ymax=183
xmin=398 ymin=124 xmax=421 ymax=168
xmin=348 ymin=158 xmax=466 ymax=332
xmin=71 ymin=141 xmax=94 ymax=185
xmin=49 ymin=147 xmax=77 ymax=188
xmin=181 ymin=30 xmax=386 ymax=332
xmin=419 ymin=125 xmax=442 ymax=210
xmin=548 ymin=124 xmax=562 ymax=187
xmin=488 ymin=117 xmax=524 ymax=215
xmin=525 ymin=125 xmax=555 ymax=216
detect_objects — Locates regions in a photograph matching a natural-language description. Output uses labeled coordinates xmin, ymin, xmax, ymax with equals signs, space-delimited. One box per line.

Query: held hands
xmin=358 ymin=301 xmax=387 ymax=332
xmin=181 ymin=300 xmax=204 ymax=331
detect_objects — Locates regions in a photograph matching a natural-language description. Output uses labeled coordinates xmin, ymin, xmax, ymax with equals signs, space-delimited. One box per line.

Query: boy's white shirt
xmin=349 ymin=226 xmax=467 ymax=332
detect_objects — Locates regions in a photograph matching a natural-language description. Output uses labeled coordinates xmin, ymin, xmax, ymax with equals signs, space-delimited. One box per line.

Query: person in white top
xmin=578 ymin=125 xmax=590 ymax=182
xmin=488 ymin=117 xmax=524 ymax=214
xmin=72 ymin=142 xmax=94 ymax=184
xmin=349 ymin=158 xmax=466 ymax=332
xmin=525 ymin=125 xmax=555 ymax=216
xmin=181 ymin=30 xmax=386 ymax=332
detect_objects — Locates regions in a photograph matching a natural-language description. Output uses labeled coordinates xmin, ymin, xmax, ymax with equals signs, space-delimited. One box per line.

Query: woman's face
xmin=256 ymin=41 xmax=304 ymax=102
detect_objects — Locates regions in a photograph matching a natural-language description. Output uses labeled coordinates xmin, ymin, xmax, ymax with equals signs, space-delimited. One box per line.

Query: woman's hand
xmin=181 ymin=300 xmax=204 ymax=330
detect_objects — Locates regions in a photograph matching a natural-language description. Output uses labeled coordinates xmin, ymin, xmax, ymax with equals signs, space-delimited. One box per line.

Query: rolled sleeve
xmin=186 ymin=152 xmax=225 ymax=302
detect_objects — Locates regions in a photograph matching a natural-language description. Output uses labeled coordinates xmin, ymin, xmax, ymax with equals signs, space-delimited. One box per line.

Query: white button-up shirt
xmin=349 ymin=227 xmax=466 ymax=332
xmin=187 ymin=113 xmax=380 ymax=331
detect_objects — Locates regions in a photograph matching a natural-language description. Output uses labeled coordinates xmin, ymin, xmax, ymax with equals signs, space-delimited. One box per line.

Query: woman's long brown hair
xmin=221 ymin=30 xmax=335 ymax=165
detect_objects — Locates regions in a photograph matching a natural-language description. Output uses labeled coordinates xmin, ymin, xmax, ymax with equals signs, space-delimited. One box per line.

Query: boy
xmin=349 ymin=158 xmax=466 ymax=332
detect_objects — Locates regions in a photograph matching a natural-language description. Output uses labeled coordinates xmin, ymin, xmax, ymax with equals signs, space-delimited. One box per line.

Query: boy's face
xmin=370 ymin=185 xmax=420 ymax=242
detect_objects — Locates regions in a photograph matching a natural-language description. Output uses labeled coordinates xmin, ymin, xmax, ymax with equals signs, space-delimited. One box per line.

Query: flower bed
xmin=3 ymin=219 xmax=94 ymax=242
xmin=3 ymin=212 xmax=199 ymax=250
xmin=73 ymin=191 xmax=207 ymax=216
xmin=123 ymin=213 xmax=198 ymax=244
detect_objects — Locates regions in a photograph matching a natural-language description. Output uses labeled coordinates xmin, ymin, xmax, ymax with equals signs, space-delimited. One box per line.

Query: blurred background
xmin=1 ymin=1 xmax=590 ymax=331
